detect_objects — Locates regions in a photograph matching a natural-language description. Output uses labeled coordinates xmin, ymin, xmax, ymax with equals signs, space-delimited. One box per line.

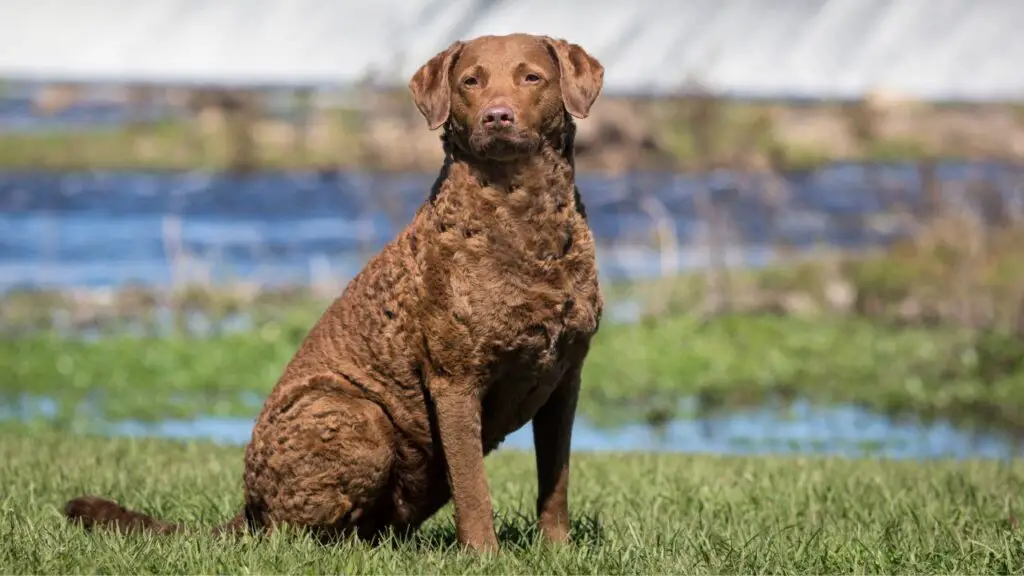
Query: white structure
xmin=0 ymin=0 xmax=1021 ymax=102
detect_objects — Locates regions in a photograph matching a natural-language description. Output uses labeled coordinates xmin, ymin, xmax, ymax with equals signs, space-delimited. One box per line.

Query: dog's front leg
xmin=531 ymin=363 xmax=582 ymax=544
xmin=430 ymin=377 xmax=499 ymax=553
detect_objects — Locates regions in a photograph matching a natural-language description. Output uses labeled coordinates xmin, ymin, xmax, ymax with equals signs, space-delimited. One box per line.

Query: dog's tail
xmin=64 ymin=495 xmax=249 ymax=537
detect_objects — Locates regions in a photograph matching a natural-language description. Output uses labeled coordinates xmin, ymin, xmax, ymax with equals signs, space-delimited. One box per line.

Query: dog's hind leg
xmin=243 ymin=389 xmax=398 ymax=542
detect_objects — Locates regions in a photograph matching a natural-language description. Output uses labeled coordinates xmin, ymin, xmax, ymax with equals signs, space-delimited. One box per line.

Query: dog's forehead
xmin=456 ymin=34 xmax=557 ymax=73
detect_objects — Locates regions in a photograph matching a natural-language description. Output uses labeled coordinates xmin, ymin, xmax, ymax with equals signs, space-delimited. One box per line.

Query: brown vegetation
xmin=7 ymin=79 xmax=1024 ymax=174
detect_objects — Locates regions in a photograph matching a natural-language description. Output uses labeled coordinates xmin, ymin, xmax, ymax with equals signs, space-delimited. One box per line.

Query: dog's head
xmin=408 ymin=33 xmax=604 ymax=162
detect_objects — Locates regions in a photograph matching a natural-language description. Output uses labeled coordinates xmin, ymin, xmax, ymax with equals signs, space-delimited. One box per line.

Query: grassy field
xmin=1 ymin=428 xmax=1022 ymax=574
xmin=3 ymin=312 xmax=1024 ymax=434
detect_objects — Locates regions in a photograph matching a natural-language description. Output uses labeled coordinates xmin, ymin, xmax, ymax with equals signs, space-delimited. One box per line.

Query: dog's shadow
xmin=396 ymin=511 xmax=607 ymax=553
xmin=231 ymin=509 xmax=606 ymax=554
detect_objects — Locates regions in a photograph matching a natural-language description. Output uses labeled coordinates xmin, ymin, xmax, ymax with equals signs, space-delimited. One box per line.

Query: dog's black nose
xmin=481 ymin=105 xmax=515 ymax=129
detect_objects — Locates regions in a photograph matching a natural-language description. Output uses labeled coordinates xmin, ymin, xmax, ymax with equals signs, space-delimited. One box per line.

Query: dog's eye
xmin=524 ymin=73 xmax=542 ymax=84
xmin=462 ymin=76 xmax=478 ymax=87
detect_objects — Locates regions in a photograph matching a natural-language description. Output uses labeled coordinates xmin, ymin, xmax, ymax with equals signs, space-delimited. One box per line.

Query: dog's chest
xmin=426 ymin=182 xmax=602 ymax=399
xmin=475 ymin=283 xmax=597 ymax=450
xmin=462 ymin=215 xmax=601 ymax=360
xmin=461 ymin=221 xmax=601 ymax=443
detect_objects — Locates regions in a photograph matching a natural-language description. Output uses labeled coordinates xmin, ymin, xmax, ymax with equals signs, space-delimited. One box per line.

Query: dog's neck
xmin=436 ymin=114 xmax=578 ymax=202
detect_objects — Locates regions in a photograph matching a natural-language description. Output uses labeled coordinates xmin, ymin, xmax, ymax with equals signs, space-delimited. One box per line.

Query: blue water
xmin=6 ymin=395 xmax=1015 ymax=461
xmin=127 ymin=404 xmax=1019 ymax=460
xmin=1 ymin=162 xmax=1021 ymax=290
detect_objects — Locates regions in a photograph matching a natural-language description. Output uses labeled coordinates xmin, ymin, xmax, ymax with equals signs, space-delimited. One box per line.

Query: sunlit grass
xmin=1 ymin=429 xmax=1021 ymax=574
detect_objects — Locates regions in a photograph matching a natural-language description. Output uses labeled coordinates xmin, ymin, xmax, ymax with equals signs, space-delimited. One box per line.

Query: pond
xmin=5 ymin=395 xmax=1020 ymax=461
xmin=1 ymin=162 xmax=1020 ymax=290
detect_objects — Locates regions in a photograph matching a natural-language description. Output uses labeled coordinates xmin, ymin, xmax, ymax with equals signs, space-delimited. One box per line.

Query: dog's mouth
xmin=467 ymin=128 xmax=540 ymax=161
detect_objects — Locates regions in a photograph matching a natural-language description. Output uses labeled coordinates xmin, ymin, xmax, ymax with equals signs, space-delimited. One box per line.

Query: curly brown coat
xmin=65 ymin=32 xmax=605 ymax=554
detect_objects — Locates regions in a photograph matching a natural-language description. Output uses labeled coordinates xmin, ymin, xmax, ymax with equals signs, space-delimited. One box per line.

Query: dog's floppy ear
xmin=545 ymin=38 xmax=604 ymax=119
xmin=408 ymin=40 xmax=465 ymax=130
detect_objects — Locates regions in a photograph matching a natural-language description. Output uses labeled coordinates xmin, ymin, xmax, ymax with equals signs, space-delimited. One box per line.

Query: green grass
xmin=3 ymin=312 xmax=1024 ymax=434
xmin=586 ymin=314 xmax=1024 ymax=428
xmin=1 ymin=428 xmax=1022 ymax=574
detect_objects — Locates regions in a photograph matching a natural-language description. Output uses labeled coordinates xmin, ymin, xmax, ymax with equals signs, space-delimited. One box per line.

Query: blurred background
xmin=2 ymin=0 xmax=1024 ymax=460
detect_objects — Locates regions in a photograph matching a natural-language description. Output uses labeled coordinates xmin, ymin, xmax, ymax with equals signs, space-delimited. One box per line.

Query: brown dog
xmin=64 ymin=33 xmax=605 ymax=553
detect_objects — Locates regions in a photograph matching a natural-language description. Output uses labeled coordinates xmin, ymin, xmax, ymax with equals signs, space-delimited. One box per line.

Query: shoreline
xmin=3 ymin=94 xmax=1023 ymax=174
xmin=3 ymin=227 xmax=1021 ymax=334
xmin=5 ymin=313 xmax=1023 ymax=437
